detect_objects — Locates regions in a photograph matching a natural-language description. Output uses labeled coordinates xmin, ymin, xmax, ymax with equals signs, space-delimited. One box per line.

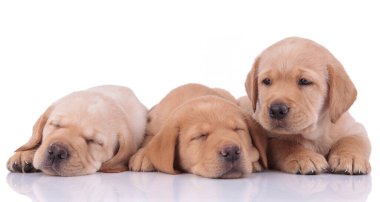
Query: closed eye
xmin=49 ymin=121 xmax=62 ymax=128
xmin=191 ymin=133 xmax=209 ymax=141
xmin=86 ymin=138 xmax=103 ymax=146
xmin=233 ymin=127 xmax=245 ymax=132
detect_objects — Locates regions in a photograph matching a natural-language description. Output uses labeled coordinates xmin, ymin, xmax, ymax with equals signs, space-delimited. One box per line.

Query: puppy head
xmin=17 ymin=93 xmax=132 ymax=176
xmin=145 ymin=96 xmax=267 ymax=178
xmin=245 ymin=37 xmax=357 ymax=135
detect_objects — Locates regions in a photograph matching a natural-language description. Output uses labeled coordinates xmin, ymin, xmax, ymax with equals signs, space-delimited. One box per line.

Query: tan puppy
xmin=245 ymin=37 xmax=371 ymax=175
xmin=7 ymin=85 xmax=147 ymax=176
xmin=129 ymin=83 xmax=267 ymax=178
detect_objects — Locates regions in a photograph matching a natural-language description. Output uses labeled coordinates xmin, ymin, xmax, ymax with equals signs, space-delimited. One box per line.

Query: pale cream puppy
xmin=245 ymin=37 xmax=371 ymax=175
xmin=7 ymin=85 xmax=147 ymax=176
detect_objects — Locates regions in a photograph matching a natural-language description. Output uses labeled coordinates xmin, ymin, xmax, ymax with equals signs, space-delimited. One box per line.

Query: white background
xmin=0 ymin=0 xmax=379 ymax=201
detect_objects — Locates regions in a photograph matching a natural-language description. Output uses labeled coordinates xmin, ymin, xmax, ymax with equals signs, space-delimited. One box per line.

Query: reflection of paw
xmin=7 ymin=172 xmax=42 ymax=197
xmin=7 ymin=151 xmax=38 ymax=173
xmin=282 ymin=152 xmax=328 ymax=175
xmin=329 ymin=153 xmax=371 ymax=175
xmin=129 ymin=149 xmax=155 ymax=172
xmin=252 ymin=161 xmax=263 ymax=172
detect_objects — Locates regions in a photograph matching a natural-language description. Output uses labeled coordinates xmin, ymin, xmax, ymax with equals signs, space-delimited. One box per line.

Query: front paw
xmin=252 ymin=161 xmax=264 ymax=172
xmin=281 ymin=152 xmax=328 ymax=175
xmin=328 ymin=153 xmax=371 ymax=175
xmin=129 ymin=149 xmax=155 ymax=172
xmin=7 ymin=151 xmax=38 ymax=173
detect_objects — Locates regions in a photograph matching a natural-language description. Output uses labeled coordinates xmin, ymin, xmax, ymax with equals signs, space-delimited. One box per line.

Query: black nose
xmin=220 ymin=145 xmax=241 ymax=162
xmin=47 ymin=143 xmax=69 ymax=163
xmin=269 ymin=103 xmax=289 ymax=120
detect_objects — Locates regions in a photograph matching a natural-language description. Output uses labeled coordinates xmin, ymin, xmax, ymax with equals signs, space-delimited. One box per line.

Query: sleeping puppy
xmin=245 ymin=37 xmax=371 ymax=175
xmin=129 ymin=83 xmax=267 ymax=178
xmin=7 ymin=85 xmax=147 ymax=176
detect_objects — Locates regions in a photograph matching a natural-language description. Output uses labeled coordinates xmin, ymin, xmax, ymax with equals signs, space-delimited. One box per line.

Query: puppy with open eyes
xmin=129 ymin=83 xmax=267 ymax=179
xmin=7 ymin=85 xmax=147 ymax=176
xmin=244 ymin=37 xmax=371 ymax=175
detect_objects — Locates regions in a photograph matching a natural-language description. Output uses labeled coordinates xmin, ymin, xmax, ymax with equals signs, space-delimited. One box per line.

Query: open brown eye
xmin=262 ymin=78 xmax=271 ymax=86
xmin=298 ymin=78 xmax=313 ymax=86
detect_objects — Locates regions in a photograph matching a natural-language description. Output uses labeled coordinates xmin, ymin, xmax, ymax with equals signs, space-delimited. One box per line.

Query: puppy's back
xmin=87 ymin=85 xmax=147 ymax=147
xmin=147 ymin=83 xmax=235 ymax=137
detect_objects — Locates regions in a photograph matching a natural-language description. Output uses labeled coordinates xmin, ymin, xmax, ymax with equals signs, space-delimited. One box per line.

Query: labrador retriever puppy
xmin=245 ymin=37 xmax=371 ymax=175
xmin=129 ymin=83 xmax=267 ymax=178
xmin=7 ymin=85 xmax=147 ymax=176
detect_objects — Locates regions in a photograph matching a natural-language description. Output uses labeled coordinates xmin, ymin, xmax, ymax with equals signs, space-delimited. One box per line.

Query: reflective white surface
xmin=1 ymin=1 xmax=379 ymax=202
xmin=5 ymin=171 xmax=372 ymax=202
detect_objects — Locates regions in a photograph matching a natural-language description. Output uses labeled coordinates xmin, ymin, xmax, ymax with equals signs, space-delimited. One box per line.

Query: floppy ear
xmin=327 ymin=62 xmax=357 ymax=123
xmin=16 ymin=106 xmax=54 ymax=152
xmin=99 ymin=133 xmax=132 ymax=172
xmin=145 ymin=119 xmax=180 ymax=174
xmin=245 ymin=57 xmax=260 ymax=112
xmin=245 ymin=116 xmax=268 ymax=169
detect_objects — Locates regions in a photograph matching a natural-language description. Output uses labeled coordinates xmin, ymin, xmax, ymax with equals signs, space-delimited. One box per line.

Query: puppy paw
xmin=329 ymin=153 xmax=371 ymax=175
xmin=7 ymin=151 xmax=38 ymax=173
xmin=281 ymin=152 xmax=328 ymax=175
xmin=252 ymin=161 xmax=264 ymax=172
xmin=129 ymin=149 xmax=155 ymax=172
